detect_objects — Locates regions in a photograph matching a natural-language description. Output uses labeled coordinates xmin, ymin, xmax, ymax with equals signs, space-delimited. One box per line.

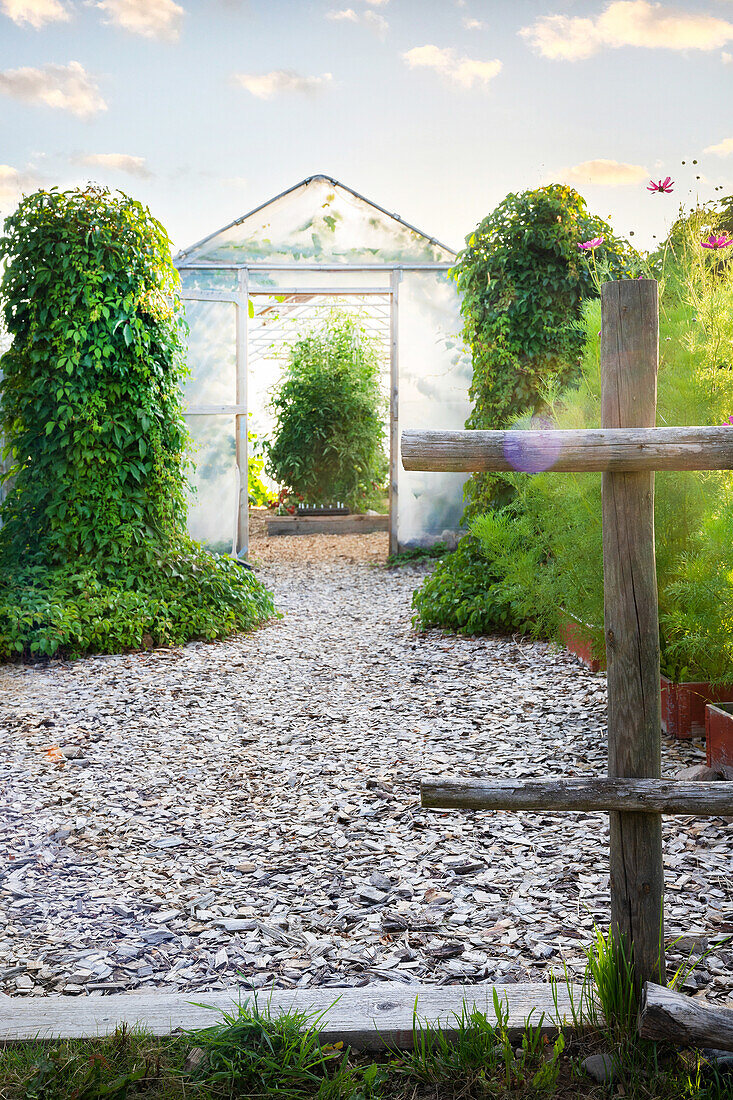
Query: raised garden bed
xmin=265 ymin=513 xmax=389 ymax=536
xmin=660 ymin=676 xmax=733 ymax=740
xmin=704 ymin=702 xmax=733 ymax=774
xmin=559 ymin=613 xmax=605 ymax=673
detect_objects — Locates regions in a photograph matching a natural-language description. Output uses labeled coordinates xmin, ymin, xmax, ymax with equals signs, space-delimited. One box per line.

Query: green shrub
xmin=462 ymin=209 xmax=733 ymax=683
xmin=453 ymin=184 xmax=638 ymax=514
xmin=265 ymin=313 xmax=387 ymax=510
xmin=411 ymin=535 xmax=526 ymax=636
xmin=0 ymin=186 xmax=274 ymax=659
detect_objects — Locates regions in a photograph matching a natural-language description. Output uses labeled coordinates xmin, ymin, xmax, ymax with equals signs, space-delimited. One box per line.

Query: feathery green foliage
xmin=417 ymin=208 xmax=733 ymax=684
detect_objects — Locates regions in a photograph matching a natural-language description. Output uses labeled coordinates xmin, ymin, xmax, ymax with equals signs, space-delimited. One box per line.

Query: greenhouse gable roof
xmin=175 ymin=174 xmax=457 ymax=267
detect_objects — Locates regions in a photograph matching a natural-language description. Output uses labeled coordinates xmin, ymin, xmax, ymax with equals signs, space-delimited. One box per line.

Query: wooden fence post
xmin=601 ymin=279 xmax=665 ymax=992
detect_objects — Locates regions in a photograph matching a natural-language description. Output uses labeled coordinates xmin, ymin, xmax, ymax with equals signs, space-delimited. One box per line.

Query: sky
xmin=1 ymin=0 xmax=732 ymax=255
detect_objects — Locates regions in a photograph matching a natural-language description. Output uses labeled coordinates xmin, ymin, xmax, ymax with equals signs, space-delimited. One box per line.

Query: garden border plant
xmin=0 ymin=186 xmax=274 ymax=659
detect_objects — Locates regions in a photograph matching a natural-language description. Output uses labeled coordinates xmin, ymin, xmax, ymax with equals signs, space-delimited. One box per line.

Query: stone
xmin=581 ymin=1053 xmax=618 ymax=1084
xmin=358 ymin=886 xmax=388 ymax=905
xmin=675 ymin=765 xmax=724 ymax=782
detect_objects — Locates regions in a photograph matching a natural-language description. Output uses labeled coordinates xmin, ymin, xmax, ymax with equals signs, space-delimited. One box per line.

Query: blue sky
xmin=1 ymin=0 xmax=732 ymax=254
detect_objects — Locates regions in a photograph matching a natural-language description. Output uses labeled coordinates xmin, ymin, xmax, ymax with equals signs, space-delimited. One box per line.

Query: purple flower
xmin=578 ymin=237 xmax=604 ymax=251
xmin=702 ymin=234 xmax=733 ymax=250
xmin=647 ymin=177 xmax=674 ymax=193
xmin=725 ymin=415 xmax=733 ymax=426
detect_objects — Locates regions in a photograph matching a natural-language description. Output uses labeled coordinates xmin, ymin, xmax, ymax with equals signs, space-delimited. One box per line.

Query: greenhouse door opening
xmin=248 ymin=283 xmax=396 ymax=551
xmin=179 ymin=272 xmax=398 ymax=558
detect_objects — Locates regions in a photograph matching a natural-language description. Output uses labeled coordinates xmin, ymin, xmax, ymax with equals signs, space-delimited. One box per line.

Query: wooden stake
xmin=601 ymin=279 xmax=664 ymax=992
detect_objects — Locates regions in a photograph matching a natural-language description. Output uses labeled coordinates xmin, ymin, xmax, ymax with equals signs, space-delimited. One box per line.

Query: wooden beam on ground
xmin=638 ymin=982 xmax=733 ymax=1051
xmin=421 ymin=777 xmax=733 ymax=815
xmin=264 ymin=514 xmax=389 ymax=537
xmin=602 ymin=279 xmax=665 ymax=994
xmin=401 ymin=426 xmax=733 ymax=474
xmin=0 ymin=982 xmax=587 ymax=1049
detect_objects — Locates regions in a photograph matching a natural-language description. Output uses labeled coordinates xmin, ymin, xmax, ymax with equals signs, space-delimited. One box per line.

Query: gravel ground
xmin=1 ymin=528 xmax=731 ymax=1003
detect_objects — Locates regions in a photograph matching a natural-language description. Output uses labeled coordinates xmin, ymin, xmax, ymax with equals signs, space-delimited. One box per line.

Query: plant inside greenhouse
xmin=0 ymin=187 xmax=274 ymax=658
xmin=264 ymin=313 xmax=388 ymax=512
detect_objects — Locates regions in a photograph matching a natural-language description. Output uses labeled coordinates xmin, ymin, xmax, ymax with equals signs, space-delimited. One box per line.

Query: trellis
xmin=403 ymin=279 xmax=733 ymax=992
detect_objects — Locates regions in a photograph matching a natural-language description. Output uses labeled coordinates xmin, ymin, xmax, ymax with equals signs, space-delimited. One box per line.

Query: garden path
xmin=1 ymin=531 xmax=731 ymax=1004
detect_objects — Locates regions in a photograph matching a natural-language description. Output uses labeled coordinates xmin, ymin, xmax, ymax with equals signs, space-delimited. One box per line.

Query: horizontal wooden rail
xmin=401 ymin=427 xmax=733 ymax=473
xmin=0 ymin=982 xmax=587 ymax=1047
xmin=421 ymin=777 xmax=733 ymax=815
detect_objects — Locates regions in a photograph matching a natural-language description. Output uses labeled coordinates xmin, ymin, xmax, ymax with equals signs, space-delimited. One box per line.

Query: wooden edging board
xmin=265 ymin=514 xmax=389 ymax=537
xmin=0 ymin=982 xmax=588 ymax=1050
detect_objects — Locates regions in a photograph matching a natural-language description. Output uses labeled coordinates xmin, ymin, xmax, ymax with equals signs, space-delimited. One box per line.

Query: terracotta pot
xmin=559 ymin=613 xmax=605 ymax=673
xmin=704 ymin=702 xmax=733 ymax=771
xmin=660 ymin=675 xmax=733 ymax=740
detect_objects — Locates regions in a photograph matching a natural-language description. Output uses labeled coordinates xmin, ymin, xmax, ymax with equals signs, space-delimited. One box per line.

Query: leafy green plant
xmin=385 ymin=541 xmax=448 ymax=568
xmin=265 ymin=313 xmax=387 ymax=511
xmin=452 ymin=184 xmax=639 ymax=514
xmin=0 ymin=186 xmax=274 ymax=659
xmin=248 ymin=431 xmax=275 ymax=507
xmin=411 ymin=535 xmax=527 ymax=636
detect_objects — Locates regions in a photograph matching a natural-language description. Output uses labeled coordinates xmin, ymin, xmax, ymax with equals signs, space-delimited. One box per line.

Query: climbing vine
xmin=0 ymin=187 xmax=274 ymax=657
xmin=452 ymin=184 xmax=638 ymax=514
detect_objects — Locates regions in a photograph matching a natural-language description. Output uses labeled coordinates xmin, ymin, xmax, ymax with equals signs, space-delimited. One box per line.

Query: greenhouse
xmin=174 ymin=174 xmax=472 ymax=555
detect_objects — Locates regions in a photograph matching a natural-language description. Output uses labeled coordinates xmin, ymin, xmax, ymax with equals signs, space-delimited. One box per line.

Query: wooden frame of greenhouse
xmin=174 ymin=174 xmax=472 ymax=557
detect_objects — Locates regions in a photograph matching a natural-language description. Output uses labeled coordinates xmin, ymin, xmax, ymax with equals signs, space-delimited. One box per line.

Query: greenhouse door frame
xmin=179 ymin=261 xmax=453 ymax=558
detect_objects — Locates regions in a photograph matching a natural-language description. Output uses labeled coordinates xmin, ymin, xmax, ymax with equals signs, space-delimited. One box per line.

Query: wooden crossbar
xmin=402 ymin=426 xmax=733 ymax=473
xmin=421 ymin=777 xmax=733 ymax=815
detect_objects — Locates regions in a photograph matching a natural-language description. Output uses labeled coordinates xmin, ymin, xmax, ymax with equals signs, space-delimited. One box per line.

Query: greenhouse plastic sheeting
xmin=397 ymin=271 xmax=471 ymax=547
xmin=177 ymin=176 xmax=454 ymax=268
xmin=181 ymin=300 xmax=236 ymax=407
xmin=185 ymin=414 xmax=237 ymax=552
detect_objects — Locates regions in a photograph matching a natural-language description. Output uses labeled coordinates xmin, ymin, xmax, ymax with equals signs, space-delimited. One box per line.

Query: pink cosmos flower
xmin=725 ymin=415 xmax=733 ymax=426
xmin=578 ymin=237 xmax=604 ymax=250
xmin=701 ymin=234 xmax=733 ymax=250
xmin=647 ymin=177 xmax=674 ymax=193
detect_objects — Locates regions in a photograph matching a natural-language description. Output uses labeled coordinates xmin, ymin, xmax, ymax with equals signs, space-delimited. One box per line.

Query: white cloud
xmin=723 ymin=51 xmax=733 ymax=64
xmin=77 ymin=152 xmax=152 ymax=177
xmin=463 ymin=17 xmax=487 ymax=30
xmin=326 ymin=6 xmax=387 ymax=35
xmin=1 ymin=0 xmax=69 ymax=27
xmin=403 ymin=44 xmax=501 ymax=88
xmin=233 ymin=69 xmax=333 ymax=99
xmin=326 ymin=8 xmax=358 ymax=20
xmin=704 ymin=136 xmax=733 ymax=157
xmin=0 ymin=61 xmax=106 ymax=117
xmin=560 ymin=158 xmax=648 ymax=185
xmin=520 ymin=1 xmax=733 ymax=61
xmin=0 ymin=164 xmax=40 ymax=210
xmin=95 ymin=0 xmax=183 ymax=40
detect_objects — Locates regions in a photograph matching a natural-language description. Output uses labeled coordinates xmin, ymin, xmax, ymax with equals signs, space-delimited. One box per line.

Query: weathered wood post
xmin=601 ymin=280 xmax=664 ymax=992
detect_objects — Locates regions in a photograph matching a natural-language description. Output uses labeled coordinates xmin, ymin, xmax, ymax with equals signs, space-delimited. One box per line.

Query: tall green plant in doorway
xmin=265 ymin=313 xmax=388 ymax=510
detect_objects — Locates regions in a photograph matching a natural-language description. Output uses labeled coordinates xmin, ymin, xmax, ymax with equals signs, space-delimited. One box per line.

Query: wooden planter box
xmin=265 ymin=513 xmax=389 ymax=537
xmin=704 ymin=702 xmax=733 ymax=772
xmin=559 ymin=613 xmax=605 ymax=673
xmin=660 ymin=676 xmax=733 ymax=740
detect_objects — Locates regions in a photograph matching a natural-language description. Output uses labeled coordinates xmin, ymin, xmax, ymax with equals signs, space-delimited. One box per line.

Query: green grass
xmin=385 ymin=541 xmax=450 ymax=569
xmin=0 ymin=992 xmax=730 ymax=1100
